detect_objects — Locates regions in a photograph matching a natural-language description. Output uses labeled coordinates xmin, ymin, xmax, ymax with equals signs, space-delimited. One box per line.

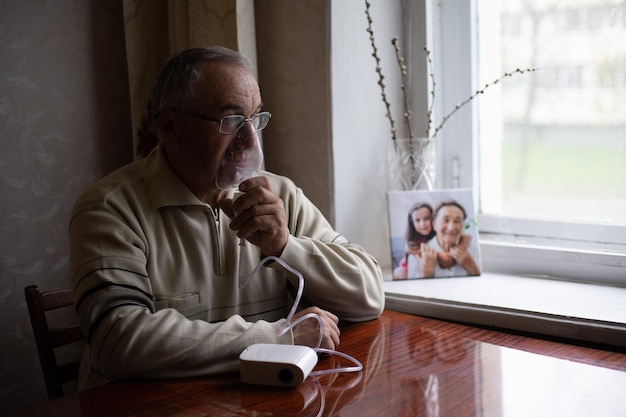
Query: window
xmin=423 ymin=0 xmax=626 ymax=285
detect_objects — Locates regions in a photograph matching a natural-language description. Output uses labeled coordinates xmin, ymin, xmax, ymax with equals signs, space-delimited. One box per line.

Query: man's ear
xmin=159 ymin=108 xmax=178 ymax=142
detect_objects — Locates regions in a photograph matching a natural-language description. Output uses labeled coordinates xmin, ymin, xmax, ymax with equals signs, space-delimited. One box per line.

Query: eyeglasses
xmin=170 ymin=107 xmax=271 ymax=135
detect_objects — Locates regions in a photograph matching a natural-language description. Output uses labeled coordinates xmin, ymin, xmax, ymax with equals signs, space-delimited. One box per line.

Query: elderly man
xmin=69 ymin=46 xmax=384 ymax=389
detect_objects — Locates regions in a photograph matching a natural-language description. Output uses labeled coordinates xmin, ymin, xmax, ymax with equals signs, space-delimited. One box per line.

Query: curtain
xmin=122 ymin=0 xmax=257 ymax=159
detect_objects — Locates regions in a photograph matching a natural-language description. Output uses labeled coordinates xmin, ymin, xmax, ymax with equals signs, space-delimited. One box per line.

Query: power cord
xmin=240 ymin=256 xmax=363 ymax=376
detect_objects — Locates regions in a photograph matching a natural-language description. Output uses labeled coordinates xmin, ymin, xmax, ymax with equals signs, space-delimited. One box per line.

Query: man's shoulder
xmin=74 ymin=159 xmax=147 ymax=209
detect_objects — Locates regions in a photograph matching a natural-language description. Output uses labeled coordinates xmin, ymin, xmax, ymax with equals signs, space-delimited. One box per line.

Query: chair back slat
xmin=39 ymin=289 xmax=74 ymax=311
xmin=49 ymin=325 xmax=84 ymax=349
xmin=24 ymin=285 xmax=84 ymax=400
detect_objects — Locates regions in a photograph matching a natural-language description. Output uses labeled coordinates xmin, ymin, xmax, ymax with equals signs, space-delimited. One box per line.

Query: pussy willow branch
xmin=424 ymin=46 xmax=436 ymax=138
xmin=426 ymin=45 xmax=538 ymax=139
xmin=391 ymin=37 xmax=414 ymax=140
xmin=391 ymin=36 xmax=418 ymax=183
xmin=365 ymin=0 xmax=397 ymax=141
xmin=367 ymin=4 xmax=536 ymax=144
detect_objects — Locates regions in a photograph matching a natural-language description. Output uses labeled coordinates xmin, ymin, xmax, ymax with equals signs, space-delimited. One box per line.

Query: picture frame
xmin=387 ymin=188 xmax=482 ymax=280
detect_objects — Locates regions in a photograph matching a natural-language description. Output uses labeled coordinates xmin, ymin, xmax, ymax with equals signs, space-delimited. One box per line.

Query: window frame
xmin=409 ymin=0 xmax=626 ymax=287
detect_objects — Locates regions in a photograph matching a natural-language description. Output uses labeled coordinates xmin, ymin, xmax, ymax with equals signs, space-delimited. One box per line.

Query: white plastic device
xmin=239 ymin=343 xmax=318 ymax=388
xmin=239 ymin=256 xmax=363 ymax=389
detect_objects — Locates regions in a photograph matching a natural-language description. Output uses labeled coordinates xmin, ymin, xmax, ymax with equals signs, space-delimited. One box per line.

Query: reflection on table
xmin=13 ymin=310 xmax=626 ymax=417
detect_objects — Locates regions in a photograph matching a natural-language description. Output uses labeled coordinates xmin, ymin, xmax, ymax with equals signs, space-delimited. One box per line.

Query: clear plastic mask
xmin=215 ymin=132 xmax=264 ymax=189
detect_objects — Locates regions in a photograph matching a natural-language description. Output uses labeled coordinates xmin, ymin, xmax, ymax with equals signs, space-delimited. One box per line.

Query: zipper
xmin=209 ymin=206 xmax=226 ymax=276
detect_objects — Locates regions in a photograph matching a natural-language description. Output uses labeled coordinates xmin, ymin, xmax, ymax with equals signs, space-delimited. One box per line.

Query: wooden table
xmin=13 ymin=310 xmax=626 ymax=416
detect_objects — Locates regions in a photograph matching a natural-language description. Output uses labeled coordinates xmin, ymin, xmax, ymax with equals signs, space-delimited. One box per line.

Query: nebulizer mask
xmin=215 ymin=128 xmax=264 ymax=190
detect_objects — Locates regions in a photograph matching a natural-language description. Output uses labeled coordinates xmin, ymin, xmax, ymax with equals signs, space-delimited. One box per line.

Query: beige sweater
xmin=69 ymin=146 xmax=384 ymax=389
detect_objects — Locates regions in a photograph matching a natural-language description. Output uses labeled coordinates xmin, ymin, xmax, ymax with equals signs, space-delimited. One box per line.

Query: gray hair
xmin=149 ymin=46 xmax=252 ymax=138
xmin=433 ymin=199 xmax=467 ymax=221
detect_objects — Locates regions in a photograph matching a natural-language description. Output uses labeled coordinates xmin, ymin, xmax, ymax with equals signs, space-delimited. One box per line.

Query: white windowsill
xmin=383 ymin=272 xmax=626 ymax=349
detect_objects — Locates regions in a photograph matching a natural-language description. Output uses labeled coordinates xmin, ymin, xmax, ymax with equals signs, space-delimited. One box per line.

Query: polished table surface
xmin=14 ymin=310 xmax=626 ymax=417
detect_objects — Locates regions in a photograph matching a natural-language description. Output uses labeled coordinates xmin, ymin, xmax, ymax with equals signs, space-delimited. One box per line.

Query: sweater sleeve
xmin=270 ymin=177 xmax=385 ymax=322
xmin=70 ymin=195 xmax=291 ymax=385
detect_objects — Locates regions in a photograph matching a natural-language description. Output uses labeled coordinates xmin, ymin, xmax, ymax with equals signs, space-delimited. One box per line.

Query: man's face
xmin=163 ymin=61 xmax=263 ymax=198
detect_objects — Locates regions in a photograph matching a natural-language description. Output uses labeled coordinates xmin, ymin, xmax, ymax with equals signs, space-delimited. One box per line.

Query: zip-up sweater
xmin=69 ymin=145 xmax=384 ymax=389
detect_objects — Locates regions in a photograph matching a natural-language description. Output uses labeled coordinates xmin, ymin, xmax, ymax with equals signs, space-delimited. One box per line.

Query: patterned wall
xmin=0 ymin=1 xmax=132 ymax=413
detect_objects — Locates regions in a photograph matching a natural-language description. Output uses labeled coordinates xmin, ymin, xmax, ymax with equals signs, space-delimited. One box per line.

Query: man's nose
xmin=234 ymin=122 xmax=257 ymax=147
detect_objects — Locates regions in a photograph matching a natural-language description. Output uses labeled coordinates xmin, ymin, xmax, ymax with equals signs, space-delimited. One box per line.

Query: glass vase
xmin=387 ymin=138 xmax=436 ymax=191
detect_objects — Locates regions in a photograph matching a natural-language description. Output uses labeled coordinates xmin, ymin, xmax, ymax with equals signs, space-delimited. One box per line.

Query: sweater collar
xmin=143 ymin=145 xmax=207 ymax=209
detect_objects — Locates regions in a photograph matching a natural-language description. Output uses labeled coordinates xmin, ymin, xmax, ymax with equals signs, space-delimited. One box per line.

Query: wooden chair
xmin=24 ymin=285 xmax=84 ymax=400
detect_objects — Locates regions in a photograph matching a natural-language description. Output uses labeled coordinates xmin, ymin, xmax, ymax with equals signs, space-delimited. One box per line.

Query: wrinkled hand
xmin=218 ymin=176 xmax=289 ymax=257
xmin=449 ymin=245 xmax=480 ymax=275
xmin=437 ymin=251 xmax=457 ymax=269
xmin=291 ymin=307 xmax=340 ymax=350
xmin=416 ymin=243 xmax=438 ymax=278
